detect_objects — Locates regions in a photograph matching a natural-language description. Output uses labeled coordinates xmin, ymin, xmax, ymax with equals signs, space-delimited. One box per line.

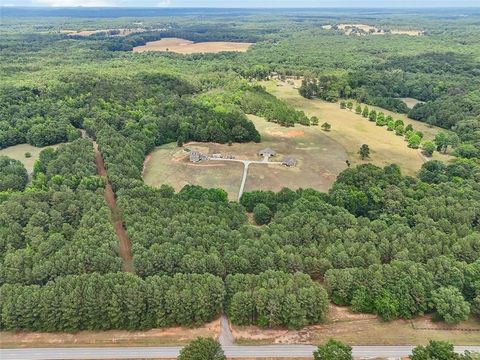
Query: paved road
xmin=2 ymin=345 xmax=479 ymax=360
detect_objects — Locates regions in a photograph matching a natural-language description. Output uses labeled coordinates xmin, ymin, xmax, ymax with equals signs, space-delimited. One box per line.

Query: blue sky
xmin=4 ymin=0 xmax=480 ymax=7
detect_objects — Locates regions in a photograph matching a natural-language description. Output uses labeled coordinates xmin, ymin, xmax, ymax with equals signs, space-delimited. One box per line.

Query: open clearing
xmin=233 ymin=305 xmax=480 ymax=346
xmin=398 ymin=97 xmax=425 ymax=108
xmin=143 ymin=143 xmax=244 ymax=200
xmin=0 ymin=143 xmax=62 ymax=173
xmin=322 ymin=24 xmax=423 ymax=36
xmin=0 ymin=320 xmax=219 ymax=348
xmin=133 ymin=37 xmax=252 ymax=54
xmin=263 ymin=80 xmax=453 ymax=176
xmin=143 ymin=115 xmax=347 ymax=200
xmin=60 ymin=28 xmax=153 ymax=37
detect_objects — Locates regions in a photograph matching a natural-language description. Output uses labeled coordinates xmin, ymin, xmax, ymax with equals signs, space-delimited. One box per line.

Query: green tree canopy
xmin=432 ymin=287 xmax=470 ymax=324
xmin=314 ymin=339 xmax=353 ymax=360
xmin=178 ymin=338 xmax=226 ymax=360
xmin=358 ymin=144 xmax=370 ymax=160
xmin=253 ymin=203 xmax=273 ymax=225
xmin=0 ymin=156 xmax=28 ymax=192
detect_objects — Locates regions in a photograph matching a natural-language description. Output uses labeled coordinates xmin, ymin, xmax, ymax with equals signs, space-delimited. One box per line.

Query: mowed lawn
xmin=263 ymin=81 xmax=453 ymax=176
xmin=0 ymin=143 xmax=62 ymax=173
xmin=143 ymin=115 xmax=348 ymax=199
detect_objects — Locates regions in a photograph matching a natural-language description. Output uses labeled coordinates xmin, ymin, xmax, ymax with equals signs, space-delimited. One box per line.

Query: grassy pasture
xmin=263 ymin=81 xmax=453 ymax=176
xmin=245 ymin=115 xmax=347 ymax=194
xmin=0 ymin=143 xmax=62 ymax=173
xmin=143 ymin=115 xmax=348 ymax=199
xmin=133 ymin=38 xmax=252 ymax=54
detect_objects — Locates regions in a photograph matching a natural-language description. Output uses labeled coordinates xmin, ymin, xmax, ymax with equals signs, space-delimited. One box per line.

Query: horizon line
xmin=2 ymin=5 xmax=480 ymax=8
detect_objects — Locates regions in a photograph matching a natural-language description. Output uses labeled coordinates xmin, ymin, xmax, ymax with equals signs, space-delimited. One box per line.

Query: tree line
xmin=0 ymin=272 xmax=224 ymax=332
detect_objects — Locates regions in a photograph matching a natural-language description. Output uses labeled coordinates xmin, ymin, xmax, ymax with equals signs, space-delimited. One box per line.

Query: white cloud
xmin=33 ymin=0 xmax=119 ymax=6
xmin=157 ymin=0 xmax=171 ymax=7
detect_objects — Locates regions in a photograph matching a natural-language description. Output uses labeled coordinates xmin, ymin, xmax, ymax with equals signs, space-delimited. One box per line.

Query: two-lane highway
xmin=2 ymin=345 xmax=480 ymax=360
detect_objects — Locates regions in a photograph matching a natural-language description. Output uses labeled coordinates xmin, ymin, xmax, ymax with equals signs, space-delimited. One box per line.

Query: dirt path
xmin=93 ymin=142 xmax=134 ymax=273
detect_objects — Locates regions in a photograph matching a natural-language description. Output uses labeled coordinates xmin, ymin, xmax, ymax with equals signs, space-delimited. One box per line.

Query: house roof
xmin=258 ymin=147 xmax=277 ymax=156
xmin=282 ymin=156 xmax=296 ymax=166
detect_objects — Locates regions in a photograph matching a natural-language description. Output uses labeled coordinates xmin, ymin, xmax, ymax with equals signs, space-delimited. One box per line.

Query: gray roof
xmin=258 ymin=147 xmax=277 ymax=156
xmin=282 ymin=156 xmax=296 ymax=167
xmin=189 ymin=150 xmax=208 ymax=162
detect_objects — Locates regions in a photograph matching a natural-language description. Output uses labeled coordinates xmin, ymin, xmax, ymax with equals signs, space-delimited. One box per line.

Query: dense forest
xmin=0 ymin=8 xmax=479 ymax=332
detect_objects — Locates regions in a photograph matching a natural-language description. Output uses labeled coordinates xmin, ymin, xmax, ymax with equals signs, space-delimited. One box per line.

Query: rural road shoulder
xmin=2 ymin=345 xmax=479 ymax=360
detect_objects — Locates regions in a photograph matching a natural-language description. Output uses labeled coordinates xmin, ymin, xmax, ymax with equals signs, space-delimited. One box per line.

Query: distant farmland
xmin=133 ymin=38 xmax=252 ymax=54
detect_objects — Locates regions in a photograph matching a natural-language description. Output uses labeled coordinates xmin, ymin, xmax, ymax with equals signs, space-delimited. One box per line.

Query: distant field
xmin=133 ymin=38 xmax=252 ymax=54
xmin=322 ymin=23 xmax=423 ymax=36
xmin=60 ymin=28 xmax=150 ymax=37
xmin=0 ymin=143 xmax=62 ymax=173
xmin=233 ymin=305 xmax=480 ymax=346
xmin=143 ymin=115 xmax=347 ymax=199
xmin=263 ymin=81 xmax=453 ymax=176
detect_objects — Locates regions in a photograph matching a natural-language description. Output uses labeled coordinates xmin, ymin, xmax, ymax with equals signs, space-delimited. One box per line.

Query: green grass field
xmin=264 ymin=81 xmax=453 ymax=176
xmin=0 ymin=143 xmax=63 ymax=173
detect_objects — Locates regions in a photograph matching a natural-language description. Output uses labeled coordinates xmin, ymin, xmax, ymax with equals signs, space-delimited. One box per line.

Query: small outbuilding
xmin=258 ymin=148 xmax=277 ymax=157
xmin=282 ymin=156 xmax=296 ymax=167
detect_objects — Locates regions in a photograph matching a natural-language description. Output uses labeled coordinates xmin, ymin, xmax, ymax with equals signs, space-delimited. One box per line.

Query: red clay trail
xmin=94 ymin=142 xmax=134 ymax=273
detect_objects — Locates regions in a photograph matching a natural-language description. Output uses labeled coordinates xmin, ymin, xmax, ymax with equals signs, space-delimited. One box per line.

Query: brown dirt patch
xmin=0 ymin=319 xmax=220 ymax=348
xmin=94 ymin=142 xmax=133 ymax=273
xmin=187 ymin=163 xmax=227 ymax=167
xmin=232 ymin=305 xmax=480 ymax=346
xmin=265 ymin=129 xmax=305 ymax=138
xmin=142 ymin=154 xmax=152 ymax=177
xmin=133 ymin=37 xmax=252 ymax=54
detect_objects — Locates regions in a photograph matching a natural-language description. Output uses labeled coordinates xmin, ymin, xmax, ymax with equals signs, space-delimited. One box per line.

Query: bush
xmin=314 ymin=339 xmax=352 ymax=360
xmin=177 ymin=338 xmax=226 ymax=360
xmin=422 ymin=141 xmax=435 ymax=157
